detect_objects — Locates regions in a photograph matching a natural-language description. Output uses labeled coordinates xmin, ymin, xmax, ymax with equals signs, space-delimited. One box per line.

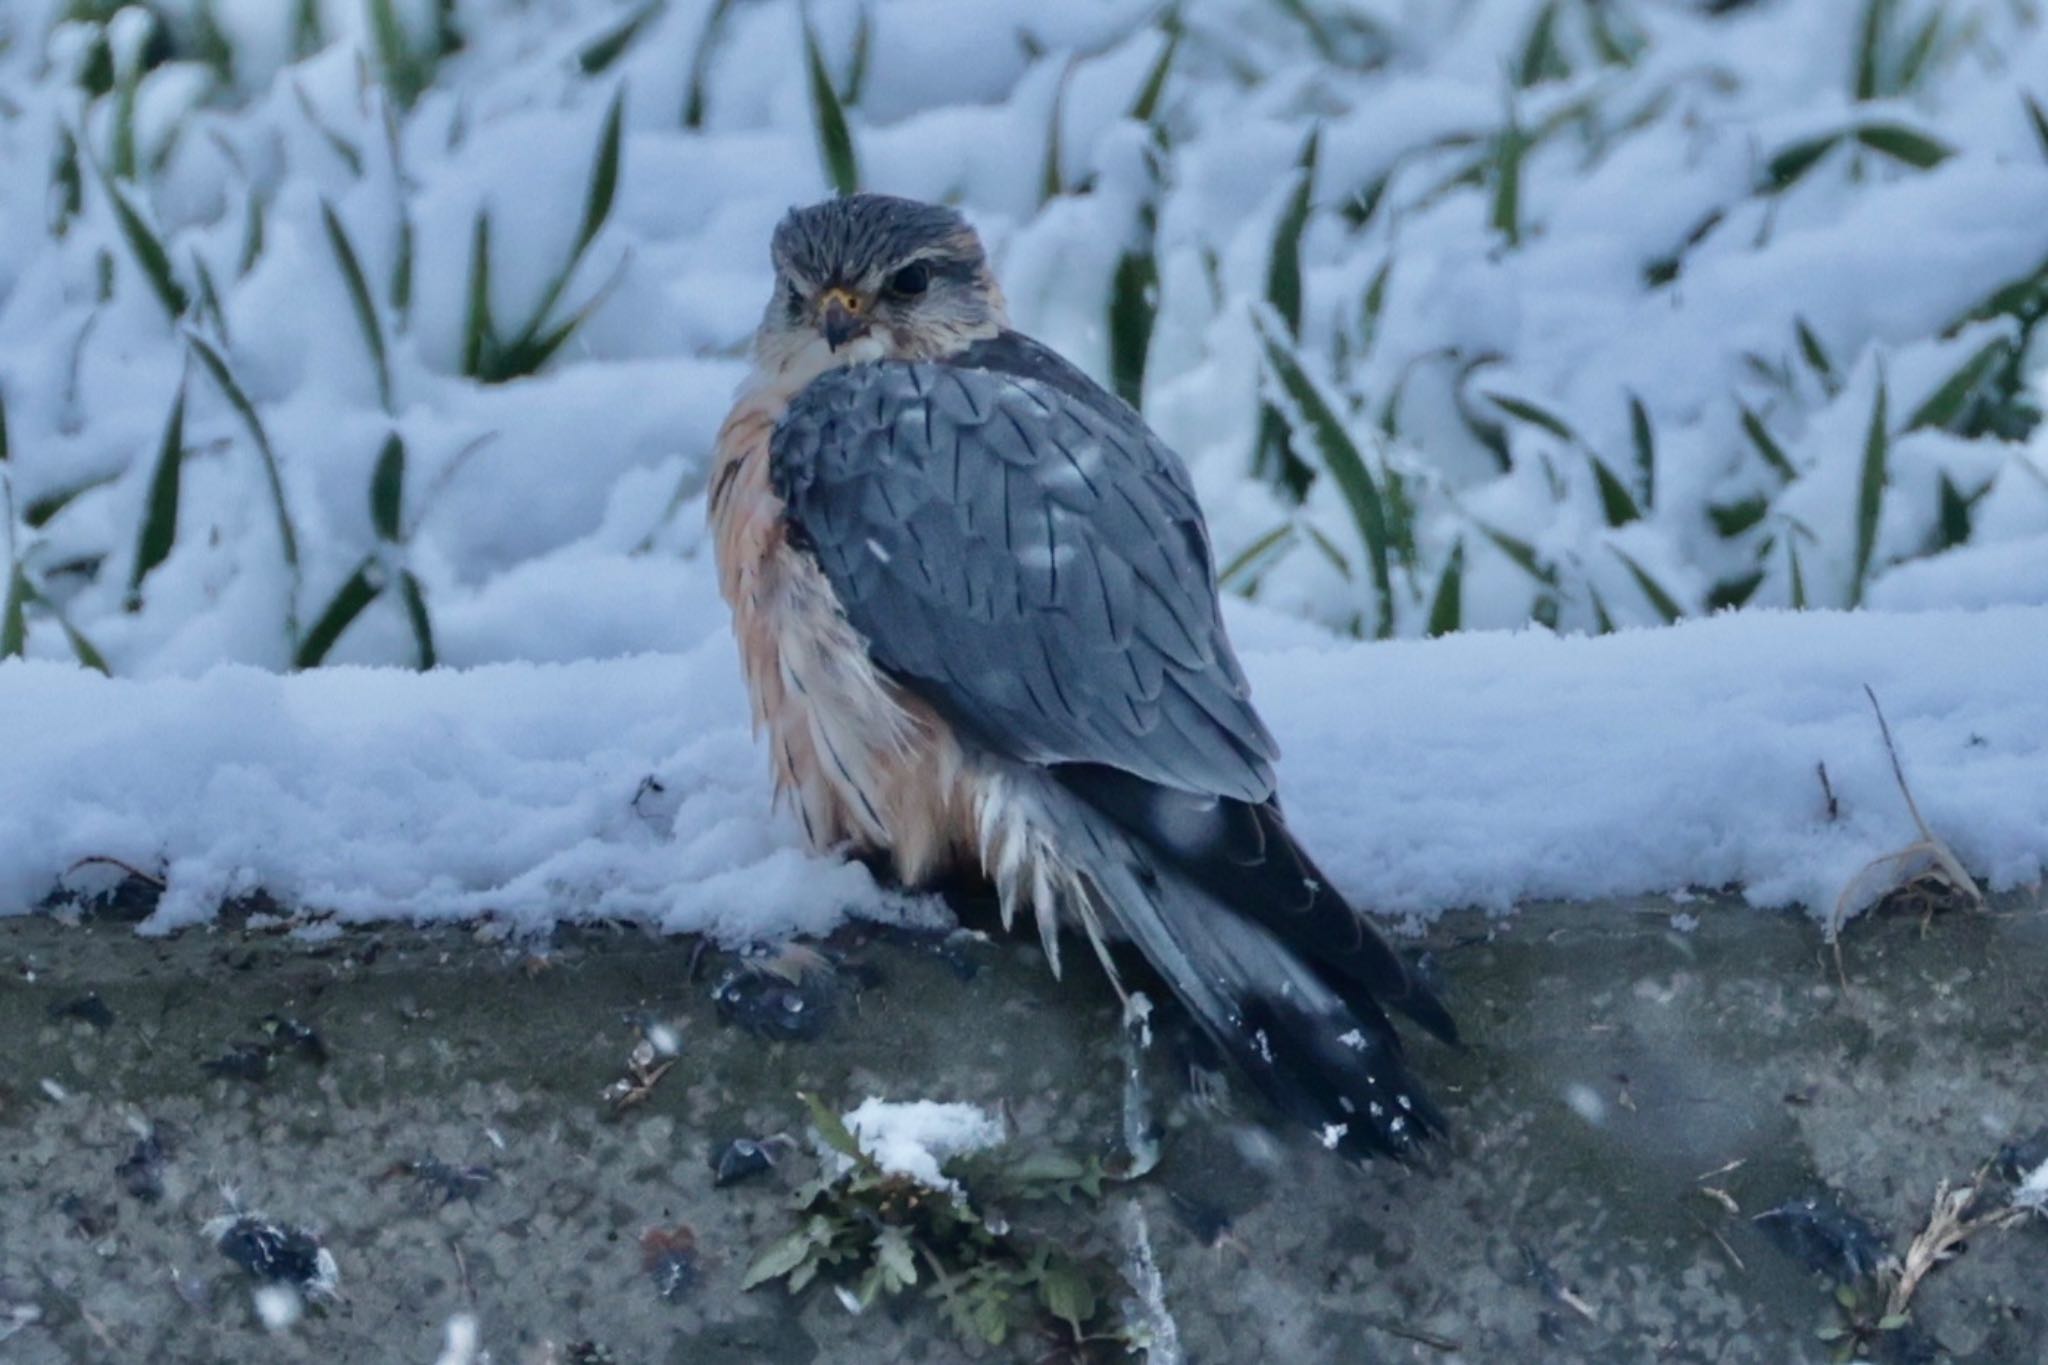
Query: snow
xmin=3 ymin=603 xmax=2043 ymax=936
xmin=1 ymin=1 xmax=2047 ymax=939
xmin=833 ymin=1098 xmax=1007 ymax=1196
xmin=2017 ymin=1160 xmax=2048 ymax=1215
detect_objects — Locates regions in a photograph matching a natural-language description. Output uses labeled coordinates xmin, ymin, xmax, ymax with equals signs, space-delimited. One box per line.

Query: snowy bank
xmin=4 ymin=603 xmax=2042 ymax=936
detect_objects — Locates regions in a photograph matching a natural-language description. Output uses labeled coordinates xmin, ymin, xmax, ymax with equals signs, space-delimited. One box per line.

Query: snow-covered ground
xmin=4 ymin=601 xmax=2043 ymax=936
xmin=1 ymin=0 xmax=2045 ymax=934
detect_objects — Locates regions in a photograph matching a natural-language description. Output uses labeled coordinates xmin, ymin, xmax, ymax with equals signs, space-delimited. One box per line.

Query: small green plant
xmin=1813 ymin=1279 xmax=1914 ymax=1363
xmin=742 ymin=1095 xmax=1133 ymax=1358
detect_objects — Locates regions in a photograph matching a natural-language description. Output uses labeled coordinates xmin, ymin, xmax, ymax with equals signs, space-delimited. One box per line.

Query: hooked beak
xmin=818 ymin=287 xmax=869 ymax=351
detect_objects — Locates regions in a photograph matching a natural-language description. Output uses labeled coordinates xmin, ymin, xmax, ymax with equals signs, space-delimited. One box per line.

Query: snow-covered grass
xmin=0 ymin=1 xmax=2045 ymax=931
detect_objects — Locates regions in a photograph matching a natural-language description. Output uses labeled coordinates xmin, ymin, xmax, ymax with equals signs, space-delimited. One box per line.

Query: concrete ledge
xmin=1 ymin=896 xmax=2043 ymax=1363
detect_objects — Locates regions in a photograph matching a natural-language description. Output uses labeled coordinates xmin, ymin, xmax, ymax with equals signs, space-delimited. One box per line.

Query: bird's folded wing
xmin=769 ymin=332 xmax=1278 ymax=804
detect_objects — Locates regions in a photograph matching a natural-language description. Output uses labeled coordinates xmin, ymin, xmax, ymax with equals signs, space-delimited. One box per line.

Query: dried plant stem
xmin=1884 ymin=1166 xmax=2028 ymax=1320
xmin=1827 ymin=685 xmax=1983 ymax=964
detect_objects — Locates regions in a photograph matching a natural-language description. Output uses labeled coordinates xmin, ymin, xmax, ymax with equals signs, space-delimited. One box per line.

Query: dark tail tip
xmin=1234 ymin=994 xmax=1447 ymax=1163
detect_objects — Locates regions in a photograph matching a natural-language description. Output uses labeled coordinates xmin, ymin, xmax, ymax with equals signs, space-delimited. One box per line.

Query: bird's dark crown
xmin=770 ymin=194 xmax=984 ymax=287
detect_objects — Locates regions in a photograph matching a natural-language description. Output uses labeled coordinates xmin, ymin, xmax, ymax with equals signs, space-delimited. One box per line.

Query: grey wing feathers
xmin=770 ymin=337 xmax=1278 ymax=803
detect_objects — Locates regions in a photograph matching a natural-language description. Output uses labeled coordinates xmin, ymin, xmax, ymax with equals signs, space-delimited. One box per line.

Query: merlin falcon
xmin=711 ymin=193 xmax=1455 ymax=1159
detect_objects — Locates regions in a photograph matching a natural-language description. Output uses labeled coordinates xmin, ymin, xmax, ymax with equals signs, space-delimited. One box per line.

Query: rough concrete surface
xmin=1 ymin=890 xmax=2044 ymax=1364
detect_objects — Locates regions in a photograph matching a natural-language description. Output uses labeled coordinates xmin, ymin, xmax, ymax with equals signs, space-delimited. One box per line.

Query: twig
xmin=1826 ymin=686 xmax=1983 ymax=964
xmin=1366 ymin=1317 xmax=1463 ymax=1352
xmin=65 ymin=855 xmax=167 ymax=888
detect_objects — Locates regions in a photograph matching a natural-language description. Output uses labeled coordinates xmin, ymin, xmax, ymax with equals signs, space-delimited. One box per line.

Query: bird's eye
xmin=887 ymin=262 xmax=930 ymax=297
xmin=784 ymin=283 xmax=805 ymax=319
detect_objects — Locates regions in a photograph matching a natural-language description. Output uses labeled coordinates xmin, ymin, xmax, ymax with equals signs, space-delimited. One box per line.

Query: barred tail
xmin=1009 ymin=768 xmax=1450 ymax=1162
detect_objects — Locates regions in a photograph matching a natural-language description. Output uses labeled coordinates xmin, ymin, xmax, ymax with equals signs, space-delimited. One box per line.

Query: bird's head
xmin=756 ymin=194 xmax=1006 ymax=381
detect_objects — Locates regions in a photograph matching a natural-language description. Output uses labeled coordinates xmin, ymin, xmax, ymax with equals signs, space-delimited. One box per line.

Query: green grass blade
xmin=1472 ymin=520 xmax=1555 ymax=585
xmin=399 ymin=570 xmax=436 ymax=669
xmin=1707 ymin=495 xmax=1768 ymax=538
xmin=580 ymin=0 xmax=664 ymax=75
xmin=1935 ymin=472 xmax=1972 ymax=550
xmin=56 ymin=612 xmax=110 ymax=674
xmin=1590 ymin=456 xmax=1641 ymax=527
xmin=294 ymin=560 xmax=380 ymax=669
xmin=0 ymin=565 xmax=26 ymax=659
xmin=1516 ymin=1 xmax=1565 ymax=88
xmin=1041 ymin=61 xmax=1072 ymax=205
xmin=0 ymin=382 xmax=8 ymax=462
xmin=25 ymin=473 xmax=120 ymax=529
xmin=1763 ymin=133 xmax=1841 ymax=192
xmin=682 ymin=0 xmax=735 ymax=127
xmin=128 ymin=375 xmax=188 ymax=604
xmin=368 ymin=0 xmax=433 ymax=107
xmin=1270 ymin=0 xmax=1335 ymax=59
xmin=577 ymin=88 xmax=627 ymax=257
xmin=1853 ymin=0 xmax=1893 ymax=100
xmin=461 ymin=210 xmax=497 ymax=379
xmin=238 ymin=188 xmax=265 ymax=276
xmin=1893 ymin=9 xmax=1945 ymax=95
xmin=1787 ymin=536 xmax=1807 ymax=609
xmin=52 ymin=127 xmax=84 ymax=235
xmin=291 ymin=81 xmax=365 ymax=177
xmin=1486 ymin=391 xmax=1577 ymax=444
xmin=1217 ymin=521 xmax=1296 ymax=590
xmin=1850 ymin=376 xmax=1888 ymax=606
xmin=1129 ymin=17 xmax=1180 ymax=122
xmin=1359 ymin=259 xmax=1390 ymax=356
xmin=1854 ymin=123 xmax=1952 ymax=169
xmin=802 ymin=5 xmax=860 ymax=195
xmin=1491 ymin=116 xmax=1525 ymax=246
xmin=390 ymin=209 xmax=414 ymax=323
xmin=1302 ymin=522 xmax=1353 ymax=578
xmin=1107 ymin=246 xmax=1158 ymax=410
xmin=322 ymin=200 xmax=391 ymax=411
xmin=1266 ymin=128 xmax=1318 ymax=338
xmin=1254 ymin=314 xmax=1394 ymax=635
xmin=1904 ymin=336 xmax=2005 ymax=431
xmin=2026 ymin=93 xmax=2048 ymax=162
xmin=1707 ymin=568 xmax=1765 ymax=612
xmin=1588 ymin=583 xmax=1616 ymax=634
xmin=291 ymin=0 xmax=323 ymax=59
xmin=1794 ymin=317 xmax=1839 ymax=395
xmin=111 ymin=75 xmax=139 ymax=181
xmin=1425 ymin=539 xmax=1463 ymax=636
xmin=105 ymin=181 xmax=190 ymax=319
xmin=1739 ymin=404 xmax=1797 ymax=481
xmin=1628 ymin=392 xmax=1654 ymax=509
xmin=1610 ymin=546 xmax=1683 ymax=623
xmin=190 ymin=253 xmax=229 ymax=342
xmin=370 ymin=432 xmax=406 ymax=542
xmin=843 ymin=3 xmax=872 ymax=104
xmin=186 ymin=333 xmax=300 ymax=581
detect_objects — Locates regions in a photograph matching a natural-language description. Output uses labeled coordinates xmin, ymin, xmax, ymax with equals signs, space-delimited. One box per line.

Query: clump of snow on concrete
xmin=431 ymin=1313 xmax=482 ymax=1365
xmin=833 ymin=1099 xmax=1007 ymax=1197
xmin=2016 ymin=1161 xmax=2048 ymax=1216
